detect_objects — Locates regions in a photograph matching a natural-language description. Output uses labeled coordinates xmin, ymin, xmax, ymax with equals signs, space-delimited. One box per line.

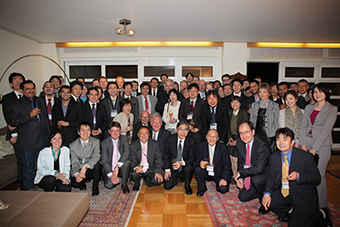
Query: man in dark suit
xmin=83 ymin=87 xmax=110 ymax=141
xmin=137 ymin=82 xmax=158 ymax=116
xmin=129 ymin=127 xmax=164 ymax=191
xmin=132 ymin=110 xmax=151 ymax=142
xmin=195 ymin=129 xmax=231 ymax=197
xmin=10 ymin=80 xmax=50 ymax=190
xmin=201 ymin=89 xmax=229 ymax=143
xmin=70 ymin=122 xmax=102 ymax=196
xmin=101 ymin=82 xmax=122 ymax=122
xmin=101 ymin=121 xmax=131 ymax=194
xmin=49 ymin=75 xmax=62 ymax=99
xmin=149 ymin=114 xmax=170 ymax=168
xmin=123 ymin=82 xmax=139 ymax=125
xmin=163 ymin=121 xmax=196 ymax=195
xmin=149 ymin=77 xmax=162 ymax=97
xmin=131 ymin=80 xmax=141 ymax=97
xmin=52 ymin=85 xmax=85 ymax=146
xmin=2 ymin=72 xmax=25 ymax=184
xmin=178 ymin=83 xmax=205 ymax=151
xmin=277 ymin=82 xmax=306 ymax=110
xmin=236 ymin=120 xmax=270 ymax=214
xmin=262 ymin=127 xmax=323 ymax=226
xmin=39 ymin=81 xmax=61 ymax=128
xmin=70 ymin=81 xmax=83 ymax=103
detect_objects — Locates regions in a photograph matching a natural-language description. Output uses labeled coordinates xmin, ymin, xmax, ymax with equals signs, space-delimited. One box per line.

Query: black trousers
xmin=238 ymin=174 xmax=266 ymax=203
xmin=130 ymin=168 xmax=163 ymax=188
xmin=164 ymin=165 xmax=194 ymax=190
xmin=38 ymin=175 xmax=71 ymax=192
xmin=71 ymin=162 xmax=102 ymax=190
xmin=13 ymin=142 xmax=23 ymax=183
xmin=269 ymin=189 xmax=324 ymax=227
xmin=102 ymin=160 xmax=131 ymax=189
xmin=195 ymin=167 xmax=229 ymax=193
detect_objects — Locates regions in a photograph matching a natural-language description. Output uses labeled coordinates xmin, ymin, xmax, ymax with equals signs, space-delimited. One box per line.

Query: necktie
xmin=209 ymin=147 xmax=214 ymax=165
xmin=18 ymin=94 xmax=22 ymax=99
xmin=177 ymin=140 xmax=183 ymax=171
xmin=145 ymin=96 xmax=149 ymax=111
xmin=112 ymin=140 xmax=118 ymax=171
xmin=82 ymin=143 xmax=87 ymax=164
xmin=244 ymin=144 xmax=251 ymax=190
xmin=153 ymin=90 xmax=155 ymax=96
xmin=92 ymin=104 xmax=97 ymax=129
xmin=77 ymin=98 xmax=80 ymax=103
xmin=47 ymin=99 xmax=52 ymax=126
xmin=190 ymin=100 xmax=194 ymax=113
xmin=281 ymin=156 xmax=289 ymax=197
xmin=153 ymin=132 xmax=156 ymax=140
xmin=211 ymin=107 xmax=216 ymax=123
xmin=141 ymin=144 xmax=148 ymax=172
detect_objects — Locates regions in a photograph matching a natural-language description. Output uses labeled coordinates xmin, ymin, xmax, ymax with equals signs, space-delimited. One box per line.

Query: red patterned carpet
xmin=72 ymin=180 xmax=139 ymax=227
xmin=204 ymin=182 xmax=340 ymax=227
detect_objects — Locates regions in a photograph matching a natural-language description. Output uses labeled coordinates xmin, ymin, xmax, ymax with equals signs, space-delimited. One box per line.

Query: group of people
xmin=2 ymin=71 xmax=337 ymax=227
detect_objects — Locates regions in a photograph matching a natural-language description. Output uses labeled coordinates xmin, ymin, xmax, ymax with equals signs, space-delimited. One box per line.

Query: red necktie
xmin=47 ymin=99 xmax=52 ymax=126
xmin=145 ymin=96 xmax=149 ymax=110
xmin=244 ymin=144 xmax=251 ymax=190
xmin=190 ymin=100 xmax=194 ymax=113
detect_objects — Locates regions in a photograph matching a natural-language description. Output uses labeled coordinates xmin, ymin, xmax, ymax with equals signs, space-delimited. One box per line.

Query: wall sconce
xmin=115 ymin=19 xmax=135 ymax=37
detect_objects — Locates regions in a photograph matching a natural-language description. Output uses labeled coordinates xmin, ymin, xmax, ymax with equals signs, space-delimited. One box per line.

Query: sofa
xmin=0 ymin=190 xmax=89 ymax=227
xmin=0 ymin=127 xmax=17 ymax=189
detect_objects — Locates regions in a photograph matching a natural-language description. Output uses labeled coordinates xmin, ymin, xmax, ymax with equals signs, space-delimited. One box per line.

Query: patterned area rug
xmin=326 ymin=170 xmax=340 ymax=180
xmin=204 ymin=182 xmax=340 ymax=227
xmin=72 ymin=180 xmax=139 ymax=227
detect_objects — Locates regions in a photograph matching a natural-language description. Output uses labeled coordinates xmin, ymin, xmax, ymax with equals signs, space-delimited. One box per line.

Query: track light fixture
xmin=115 ymin=19 xmax=135 ymax=37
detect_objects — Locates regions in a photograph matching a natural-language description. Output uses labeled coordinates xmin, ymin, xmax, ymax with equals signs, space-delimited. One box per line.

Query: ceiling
xmin=1 ymin=0 xmax=340 ymax=44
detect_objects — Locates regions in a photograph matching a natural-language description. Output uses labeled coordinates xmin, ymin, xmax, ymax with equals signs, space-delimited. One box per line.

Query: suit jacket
xmin=100 ymin=95 xmax=122 ymax=121
xmin=132 ymin=122 xmax=150 ymax=142
xmin=137 ymin=94 xmax=158 ymax=116
xmin=69 ymin=136 xmax=101 ymax=176
xmin=39 ymin=94 xmax=61 ymax=129
xmin=129 ymin=139 xmax=162 ymax=174
xmin=236 ymin=135 xmax=270 ymax=182
xmin=10 ymin=96 xmax=50 ymax=150
xmin=163 ymin=134 xmax=196 ymax=170
xmin=149 ymin=127 xmax=170 ymax=154
xmin=265 ymin=147 xmax=321 ymax=217
xmin=178 ymin=97 xmax=206 ymax=130
xmin=227 ymin=109 xmax=249 ymax=140
xmin=113 ymin=112 xmax=134 ymax=139
xmin=124 ymin=95 xmax=139 ymax=125
xmin=83 ymin=100 xmax=110 ymax=141
xmin=196 ymin=141 xmax=231 ymax=182
xmin=149 ymin=87 xmax=162 ymax=97
xmin=52 ymin=98 xmax=85 ymax=146
xmin=250 ymin=100 xmax=279 ymax=137
xmin=201 ymin=103 xmax=229 ymax=143
xmin=299 ymin=102 xmax=338 ymax=150
xmin=101 ymin=135 xmax=130 ymax=175
xmin=2 ymin=91 xmax=21 ymax=139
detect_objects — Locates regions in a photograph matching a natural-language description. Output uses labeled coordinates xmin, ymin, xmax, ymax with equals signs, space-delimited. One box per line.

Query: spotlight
xmin=115 ymin=19 xmax=136 ymax=37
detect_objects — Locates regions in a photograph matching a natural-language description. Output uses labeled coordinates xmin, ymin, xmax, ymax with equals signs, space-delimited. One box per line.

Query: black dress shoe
xmin=196 ymin=187 xmax=207 ymax=197
xmin=321 ymin=207 xmax=333 ymax=227
xmin=92 ymin=188 xmax=99 ymax=196
xmin=79 ymin=182 xmax=87 ymax=191
xmin=122 ymin=184 xmax=130 ymax=194
xmin=258 ymin=205 xmax=269 ymax=214
xmin=179 ymin=177 xmax=185 ymax=183
xmin=278 ymin=212 xmax=290 ymax=222
xmin=185 ymin=185 xmax=193 ymax=195
xmin=133 ymin=183 xmax=140 ymax=191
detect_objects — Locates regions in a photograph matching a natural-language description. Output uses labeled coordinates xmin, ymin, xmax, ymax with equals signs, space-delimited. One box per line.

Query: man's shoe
xmin=321 ymin=207 xmax=333 ymax=227
xmin=132 ymin=183 xmax=140 ymax=191
xmin=185 ymin=185 xmax=193 ymax=195
xmin=196 ymin=187 xmax=207 ymax=197
xmin=92 ymin=188 xmax=99 ymax=196
xmin=179 ymin=177 xmax=185 ymax=183
xmin=79 ymin=182 xmax=87 ymax=191
xmin=122 ymin=184 xmax=130 ymax=194
xmin=258 ymin=205 xmax=269 ymax=214
xmin=278 ymin=212 xmax=290 ymax=222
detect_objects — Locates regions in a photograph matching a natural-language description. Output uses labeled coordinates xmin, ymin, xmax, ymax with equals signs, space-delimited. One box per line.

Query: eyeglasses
xmin=239 ymin=130 xmax=252 ymax=135
xmin=61 ymin=91 xmax=70 ymax=94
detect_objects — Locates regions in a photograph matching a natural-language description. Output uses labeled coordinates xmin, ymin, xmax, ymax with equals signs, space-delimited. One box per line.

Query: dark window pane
xmin=334 ymin=115 xmax=340 ymax=128
xmin=144 ymin=66 xmax=175 ymax=77
xmin=329 ymin=99 xmax=340 ymax=110
xmin=182 ymin=66 xmax=213 ymax=78
xmin=332 ymin=131 xmax=340 ymax=143
xmin=322 ymin=83 xmax=340 ymax=96
xmin=285 ymin=67 xmax=314 ymax=78
xmin=106 ymin=65 xmax=137 ymax=79
xmin=70 ymin=66 xmax=101 ymax=79
xmin=322 ymin=68 xmax=340 ymax=78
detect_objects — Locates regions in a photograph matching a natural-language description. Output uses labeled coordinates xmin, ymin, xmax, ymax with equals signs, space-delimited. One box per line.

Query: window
xmin=182 ymin=66 xmax=213 ymax=78
xmin=322 ymin=67 xmax=340 ymax=78
xmin=105 ymin=65 xmax=137 ymax=79
xmin=285 ymin=67 xmax=314 ymax=78
xmin=70 ymin=66 xmax=101 ymax=79
xmin=144 ymin=66 xmax=175 ymax=78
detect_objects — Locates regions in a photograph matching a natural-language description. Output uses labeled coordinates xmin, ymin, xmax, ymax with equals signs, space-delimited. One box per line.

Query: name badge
xmin=282 ymin=180 xmax=289 ymax=189
xmin=111 ymin=110 xmax=117 ymax=117
xmin=210 ymin=123 xmax=217 ymax=130
xmin=187 ymin=113 xmax=193 ymax=120
xmin=82 ymin=158 xmax=86 ymax=164
xmin=207 ymin=164 xmax=214 ymax=172
xmin=48 ymin=114 xmax=52 ymax=120
xmin=244 ymin=165 xmax=251 ymax=169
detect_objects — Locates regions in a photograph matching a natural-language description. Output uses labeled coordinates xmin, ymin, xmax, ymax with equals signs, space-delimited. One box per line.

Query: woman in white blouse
xmin=278 ymin=90 xmax=304 ymax=145
xmin=162 ymin=89 xmax=181 ymax=133
xmin=113 ymin=98 xmax=134 ymax=143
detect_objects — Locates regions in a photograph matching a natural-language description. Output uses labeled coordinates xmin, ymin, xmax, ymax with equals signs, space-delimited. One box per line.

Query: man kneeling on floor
xmin=70 ymin=122 xmax=102 ymax=196
xmin=195 ymin=129 xmax=231 ymax=197
xmin=129 ymin=127 xmax=163 ymax=191
xmin=101 ymin=121 xmax=131 ymax=194
xmin=262 ymin=127 xmax=323 ymax=226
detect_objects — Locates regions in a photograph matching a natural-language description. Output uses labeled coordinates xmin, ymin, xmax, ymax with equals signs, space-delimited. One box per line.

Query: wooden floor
xmin=128 ymin=155 xmax=340 ymax=227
